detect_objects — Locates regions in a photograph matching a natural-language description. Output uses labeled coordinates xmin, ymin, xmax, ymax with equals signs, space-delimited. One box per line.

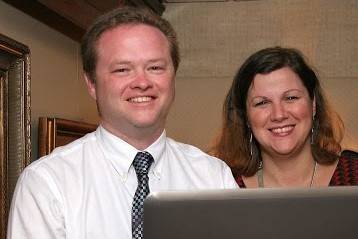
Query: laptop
xmin=143 ymin=186 xmax=358 ymax=239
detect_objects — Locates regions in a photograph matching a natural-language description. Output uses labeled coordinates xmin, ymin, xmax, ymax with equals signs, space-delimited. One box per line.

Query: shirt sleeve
xmin=222 ymin=163 xmax=239 ymax=189
xmin=7 ymin=167 xmax=66 ymax=239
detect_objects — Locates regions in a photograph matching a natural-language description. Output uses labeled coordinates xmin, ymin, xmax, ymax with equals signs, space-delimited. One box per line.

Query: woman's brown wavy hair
xmin=210 ymin=47 xmax=344 ymax=177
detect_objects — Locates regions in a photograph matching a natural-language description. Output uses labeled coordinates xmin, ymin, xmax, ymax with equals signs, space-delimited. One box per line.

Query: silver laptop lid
xmin=144 ymin=186 xmax=358 ymax=239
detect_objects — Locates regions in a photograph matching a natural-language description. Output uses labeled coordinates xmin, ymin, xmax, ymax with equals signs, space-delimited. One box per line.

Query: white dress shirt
xmin=7 ymin=126 xmax=237 ymax=239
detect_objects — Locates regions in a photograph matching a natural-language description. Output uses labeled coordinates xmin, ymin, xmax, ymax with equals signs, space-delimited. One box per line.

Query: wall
xmin=0 ymin=1 xmax=99 ymax=161
xmin=0 ymin=0 xmax=357 ymax=161
xmin=164 ymin=0 xmax=358 ymax=152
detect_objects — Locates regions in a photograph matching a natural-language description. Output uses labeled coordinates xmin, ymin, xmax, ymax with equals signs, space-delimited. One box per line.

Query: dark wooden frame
xmin=38 ymin=117 xmax=97 ymax=157
xmin=0 ymin=33 xmax=31 ymax=239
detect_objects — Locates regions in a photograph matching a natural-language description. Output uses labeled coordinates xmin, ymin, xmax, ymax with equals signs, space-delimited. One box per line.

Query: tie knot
xmin=133 ymin=152 xmax=153 ymax=175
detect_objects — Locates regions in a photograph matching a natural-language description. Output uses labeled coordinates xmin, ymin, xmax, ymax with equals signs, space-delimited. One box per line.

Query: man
xmin=7 ymin=7 xmax=237 ymax=239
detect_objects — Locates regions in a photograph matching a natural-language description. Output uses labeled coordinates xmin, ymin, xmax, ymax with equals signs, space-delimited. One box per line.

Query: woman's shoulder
xmin=330 ymin=153 xmax=358 ymax=186
xmin=235 ymin=174 xmax=247 ymax=188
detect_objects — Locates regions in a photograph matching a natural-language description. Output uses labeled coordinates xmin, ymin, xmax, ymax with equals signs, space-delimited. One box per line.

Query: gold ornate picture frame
xmin=0 ymin=33 xmax=31 ymax=239
xmin=38 ymin=117 xmax=97 ymax=157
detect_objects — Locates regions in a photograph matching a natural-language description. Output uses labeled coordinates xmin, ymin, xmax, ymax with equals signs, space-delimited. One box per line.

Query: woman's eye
xmin=254 ymin=100 xmax=268 ymax=107
xmin=286 ymin=96 xmax=299 ymax=101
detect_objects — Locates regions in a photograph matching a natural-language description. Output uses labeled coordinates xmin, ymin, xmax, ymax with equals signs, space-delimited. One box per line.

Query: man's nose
xmin=130 ymin=70 xmax=153 ymax=90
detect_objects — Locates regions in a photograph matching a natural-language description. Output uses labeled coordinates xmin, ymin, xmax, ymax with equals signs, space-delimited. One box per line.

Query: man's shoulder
xmin=164 ymin=137 xmax=237 ymax=189
xmin=166 ymin=137 xmax=222 ymax=164
xmin=29 ymin=131 xmax=98 ymax=171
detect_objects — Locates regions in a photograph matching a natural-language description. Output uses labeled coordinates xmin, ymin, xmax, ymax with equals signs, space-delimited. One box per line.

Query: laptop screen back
xmin=144 ymin=186 xmax=358 ymax=239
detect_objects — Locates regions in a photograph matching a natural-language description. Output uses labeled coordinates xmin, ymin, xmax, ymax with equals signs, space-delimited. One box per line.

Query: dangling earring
xmin=249 ymin=131 xmax=253 ymax=158
xmin=311 ymin=115 xmax=315 ymax=144
xmin=249 ymin=128 xmax=262 ymax=170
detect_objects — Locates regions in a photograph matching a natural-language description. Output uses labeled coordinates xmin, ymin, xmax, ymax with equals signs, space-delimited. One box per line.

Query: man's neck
xmin=101 ymin=122 xmax=164 ymax=150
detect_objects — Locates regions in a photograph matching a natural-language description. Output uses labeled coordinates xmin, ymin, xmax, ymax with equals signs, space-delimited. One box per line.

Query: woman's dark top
xmin=235 ymin=156 xmax=358 ymax=188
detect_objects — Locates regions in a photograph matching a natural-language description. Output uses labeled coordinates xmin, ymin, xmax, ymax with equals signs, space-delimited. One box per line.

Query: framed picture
xmin=0 ymin=33 xmax=31 ymax=239
xmin=38 ymin=117 xmax=97 ymax=157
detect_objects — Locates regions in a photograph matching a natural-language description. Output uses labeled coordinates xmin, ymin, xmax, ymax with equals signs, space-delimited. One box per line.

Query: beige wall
xmin=0 ymin=1 xmax=99 ymax=161
xmin=0 ymin=0 xmax=357 ymax=162
xmin=164 ymin=0 xmax=358 ymax=152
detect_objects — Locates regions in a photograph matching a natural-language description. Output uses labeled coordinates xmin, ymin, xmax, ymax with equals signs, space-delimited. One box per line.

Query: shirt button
xmin=153 ymin=171 xmax=161 ymax=179
xmin=119 ymin=173 xmax=127 ymax=182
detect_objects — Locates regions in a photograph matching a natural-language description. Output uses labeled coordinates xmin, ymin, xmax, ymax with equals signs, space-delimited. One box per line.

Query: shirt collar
xmin=96 ymin=125 xmax=166 ymax=178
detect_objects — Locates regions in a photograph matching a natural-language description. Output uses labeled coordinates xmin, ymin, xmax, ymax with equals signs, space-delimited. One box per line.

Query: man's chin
xmin=133 ymin=120 xmax=163 ymax=130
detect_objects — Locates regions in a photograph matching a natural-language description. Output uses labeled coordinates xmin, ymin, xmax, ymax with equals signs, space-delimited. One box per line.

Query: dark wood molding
xmin=3 ymin=0 xmax=86 ymax=42
xmin=3 ymin=0 xmax=166 ymax=43
xmin=126 ymin=0 xmax=165 ymax=15
xmin=0 ymin=32 xmax=30 ymax=57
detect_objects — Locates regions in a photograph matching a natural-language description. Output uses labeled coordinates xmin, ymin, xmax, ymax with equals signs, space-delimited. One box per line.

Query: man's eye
xmin=115 ymin=68 xmax=129 ymax=73
xmin=149 ymin=66 xmax=164 ymax=71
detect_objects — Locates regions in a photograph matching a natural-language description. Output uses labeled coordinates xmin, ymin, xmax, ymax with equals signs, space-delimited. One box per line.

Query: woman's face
xmin=246 ymin=67 xmax=315 ymax=159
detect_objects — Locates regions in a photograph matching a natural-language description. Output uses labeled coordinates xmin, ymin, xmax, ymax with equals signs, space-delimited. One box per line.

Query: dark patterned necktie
xmin=132 ymin=152 xmax=154 ymax=239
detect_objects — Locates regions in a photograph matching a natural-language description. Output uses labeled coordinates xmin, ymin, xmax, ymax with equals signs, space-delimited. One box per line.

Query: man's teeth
xmin=271 ymin=126 xmax=293 ymax=134
xmin=130 ymin=96 xmax=152 ymax=103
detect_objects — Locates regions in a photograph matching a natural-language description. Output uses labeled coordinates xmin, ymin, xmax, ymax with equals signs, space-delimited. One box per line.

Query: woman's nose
xmin=270 ymin=102 xmax=288 ymax=121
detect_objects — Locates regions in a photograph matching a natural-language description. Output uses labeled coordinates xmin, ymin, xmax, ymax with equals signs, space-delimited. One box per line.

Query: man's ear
xmin=84 ymin=74 xmax=97 ymax=100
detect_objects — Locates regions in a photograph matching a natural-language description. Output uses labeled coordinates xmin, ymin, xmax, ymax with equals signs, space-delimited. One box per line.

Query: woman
xmin=211 ymin=47 xmax=358 ymax=187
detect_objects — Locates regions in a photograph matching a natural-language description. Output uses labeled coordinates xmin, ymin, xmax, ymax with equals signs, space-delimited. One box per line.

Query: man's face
xmin=85 ymin=24 xmax=175 ymax=140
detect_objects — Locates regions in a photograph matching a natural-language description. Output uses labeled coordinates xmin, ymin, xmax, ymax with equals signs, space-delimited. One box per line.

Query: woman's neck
xmin=242 ymin=145 xmax=339 ymax=188
xmin=260 ymin=147 xmax=316 ymax=187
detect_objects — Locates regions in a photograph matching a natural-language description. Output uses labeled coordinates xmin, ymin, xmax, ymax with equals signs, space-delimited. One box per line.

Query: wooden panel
xmin=38 ymin=117 xmax=97 ymax=157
